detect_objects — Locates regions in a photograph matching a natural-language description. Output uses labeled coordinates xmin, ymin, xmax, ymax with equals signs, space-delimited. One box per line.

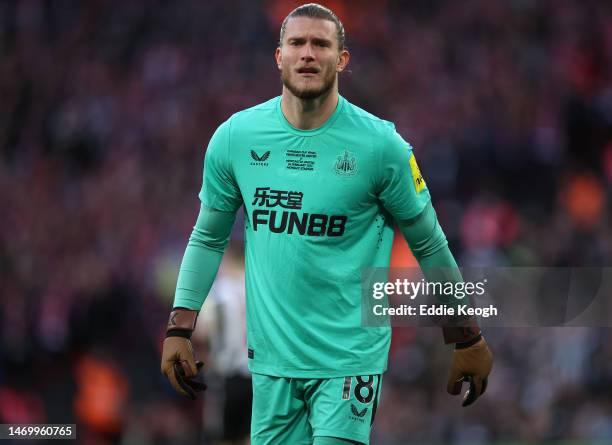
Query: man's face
xmin=276 ymin=17 xmax=349 ymax=100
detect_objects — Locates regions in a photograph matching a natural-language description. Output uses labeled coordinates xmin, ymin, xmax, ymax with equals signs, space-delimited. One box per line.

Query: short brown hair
xmin=279 ymin=3 xmax=346 ymax=50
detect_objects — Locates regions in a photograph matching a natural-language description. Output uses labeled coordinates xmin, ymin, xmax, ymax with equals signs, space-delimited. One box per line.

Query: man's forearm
xmin=397 ymin=201 xmax=480 ymax=344
xmin=396 ymin=200 xmax=462 ymax=288
xmin=173 ymin=204 xmax=237 ymax=310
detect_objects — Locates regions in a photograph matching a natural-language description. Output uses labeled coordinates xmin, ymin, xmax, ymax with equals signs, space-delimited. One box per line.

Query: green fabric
xmin=314 ymin=437 xmax=363 ymax=445
xmin=192 ymin=95 xmax=431 ymax=378
xmin=173 ymin=204 xmax=236 ymax=310
xmin=396 ymin=200 xmax=448 ymax=260
xmin=251 ymin=373 xmax=381 ymax=445
xmin=397 ymin=200 xmax=464 ymax=307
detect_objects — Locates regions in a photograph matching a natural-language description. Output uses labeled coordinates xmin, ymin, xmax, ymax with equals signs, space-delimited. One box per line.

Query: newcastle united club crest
xmin=334 ymin=150 xmax=357 ymax=176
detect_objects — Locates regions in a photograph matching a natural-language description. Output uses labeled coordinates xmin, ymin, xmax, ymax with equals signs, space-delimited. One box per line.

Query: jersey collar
xmin=276 ymin=95 xmax=345 ymax=137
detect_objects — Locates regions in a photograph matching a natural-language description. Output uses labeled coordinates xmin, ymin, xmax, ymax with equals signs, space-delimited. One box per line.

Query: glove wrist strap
xmin=455 ymin=333 xmax=482 ymax=349
xmin=166 ymin=307 xmax=198 ymax=339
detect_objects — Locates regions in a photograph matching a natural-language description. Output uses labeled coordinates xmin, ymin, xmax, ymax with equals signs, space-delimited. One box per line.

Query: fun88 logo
xmin=251 ymin=187 xmax=347 ymax=237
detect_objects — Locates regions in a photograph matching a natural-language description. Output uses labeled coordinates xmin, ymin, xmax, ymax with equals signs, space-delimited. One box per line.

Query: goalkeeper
xmin=161 ymin=3 xmax=492 ymax=444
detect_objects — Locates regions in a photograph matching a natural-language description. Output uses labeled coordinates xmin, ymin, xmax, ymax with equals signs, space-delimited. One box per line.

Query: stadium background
xmin=1 ymin=0 xmax=612 ymax=444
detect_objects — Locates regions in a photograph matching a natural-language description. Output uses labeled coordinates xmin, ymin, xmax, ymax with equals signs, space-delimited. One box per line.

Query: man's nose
xmin=300 ymin=43 xmax=315 ymax=61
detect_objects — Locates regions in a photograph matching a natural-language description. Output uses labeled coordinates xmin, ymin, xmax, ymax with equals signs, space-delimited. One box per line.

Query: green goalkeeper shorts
xmin=250 ymin=372 xmax=383 ymax=445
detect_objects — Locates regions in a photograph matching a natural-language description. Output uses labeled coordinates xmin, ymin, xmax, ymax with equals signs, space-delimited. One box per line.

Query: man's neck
xmin=280 ymin=88 xmax=339 ymax=130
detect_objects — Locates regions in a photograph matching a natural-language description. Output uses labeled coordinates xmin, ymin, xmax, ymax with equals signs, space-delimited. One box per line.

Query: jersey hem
xmin=249 ymin=365 xmax=387 ymax=379
xmin=313 ymin=428 xmax=370 ymax=445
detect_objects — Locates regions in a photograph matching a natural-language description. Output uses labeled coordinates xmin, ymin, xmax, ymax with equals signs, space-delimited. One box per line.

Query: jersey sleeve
xmin=198 ymin=120 xmax=243 ymax=212
xmin=173 ymin=204 xmax=237 ymax=310
xmin=376 ymin=126 xmax=431 ymax=220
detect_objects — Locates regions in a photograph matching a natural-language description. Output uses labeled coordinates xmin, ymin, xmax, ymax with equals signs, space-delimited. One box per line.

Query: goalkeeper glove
xmin=161 ymin=308 xmax=207 ymax=400
xmin=444 ymin=322 xmax=493 ymax=407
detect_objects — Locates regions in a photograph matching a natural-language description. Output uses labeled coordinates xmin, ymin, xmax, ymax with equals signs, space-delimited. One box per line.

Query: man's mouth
xmin=297 ymin=67 xmax=319 ymax=74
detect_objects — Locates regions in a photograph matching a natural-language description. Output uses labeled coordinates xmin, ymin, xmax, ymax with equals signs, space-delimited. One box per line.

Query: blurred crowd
xmin=1 ymin=0 xmax=612 ymax=444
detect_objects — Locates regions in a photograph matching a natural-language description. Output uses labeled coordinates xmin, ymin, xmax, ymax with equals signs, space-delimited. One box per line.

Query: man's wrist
xmin=442 ymin=316 xmax=481 ymax=345
xmin=166 ymin=307 xmax=199 ymax=339
xmin=455 ymin=332 xmax=482 ymax=349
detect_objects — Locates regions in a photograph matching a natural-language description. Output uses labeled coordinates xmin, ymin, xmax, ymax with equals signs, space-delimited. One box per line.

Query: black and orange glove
xmin=443 ymin=322 xmax=493 ymax=407
xmin=161 ymin=308 xmax=207 ymax=399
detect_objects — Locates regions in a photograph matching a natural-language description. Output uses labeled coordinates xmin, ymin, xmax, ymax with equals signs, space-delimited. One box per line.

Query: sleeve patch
xmin=409 ymin=153 xmax=426 ymax=193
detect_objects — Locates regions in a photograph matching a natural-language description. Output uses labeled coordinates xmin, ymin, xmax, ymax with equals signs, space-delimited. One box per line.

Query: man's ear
xmin=275 ymin=47 xmax=282 ymax=70
xmin=337 ymin=49 xmax=350 ymax=73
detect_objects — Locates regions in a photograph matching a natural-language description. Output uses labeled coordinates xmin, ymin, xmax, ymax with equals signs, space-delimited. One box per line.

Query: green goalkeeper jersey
xmin=194 ymin=95 xmax=430 ymax=378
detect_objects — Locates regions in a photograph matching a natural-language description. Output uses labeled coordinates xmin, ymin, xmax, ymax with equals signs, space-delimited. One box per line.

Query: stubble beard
xmin=281 ymin=67 xmax=336 ymax=100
